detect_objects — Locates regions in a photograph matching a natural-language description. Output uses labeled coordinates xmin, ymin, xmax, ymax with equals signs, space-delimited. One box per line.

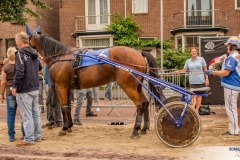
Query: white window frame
xmin=77 ymin=35 xmax=114 ymax=49
xmin=85 ymin=0 xmax=110 ymax=31
xmin=235 ymin=0 xmax=240 ymax=10
xmin=174 ymin=32 xmax=224 ymax=50
xmin=132 ymin=0 xmax=148 ymax=13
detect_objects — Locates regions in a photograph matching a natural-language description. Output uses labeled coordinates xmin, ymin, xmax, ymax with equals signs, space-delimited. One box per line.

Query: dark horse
xmin=27 ymin=26 xmax=162 ymax=137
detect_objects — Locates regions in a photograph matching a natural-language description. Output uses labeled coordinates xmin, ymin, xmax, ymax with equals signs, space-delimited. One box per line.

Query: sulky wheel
xmin=162 ymin=95 xmax=183 ymax=105
xmin=155 ymin=102 xmax=201 ymax=148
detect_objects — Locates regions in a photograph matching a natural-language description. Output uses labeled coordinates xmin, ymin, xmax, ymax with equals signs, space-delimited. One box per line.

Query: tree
xmin=0 ymin=0 xmax=51 ymax=26
xmin=105 ymin=13 xmax=160 ymax=49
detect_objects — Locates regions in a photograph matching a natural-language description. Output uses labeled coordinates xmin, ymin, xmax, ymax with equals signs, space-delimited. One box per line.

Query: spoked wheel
xmin=162 ymin=95 xmax=182 ymax=104
xmin=155 ymin=102 xmax=201 ymax=148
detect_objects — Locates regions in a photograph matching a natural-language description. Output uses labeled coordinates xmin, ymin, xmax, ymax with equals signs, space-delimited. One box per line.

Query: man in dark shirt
xmin=12 ymin=31 xmax=42 ymax=146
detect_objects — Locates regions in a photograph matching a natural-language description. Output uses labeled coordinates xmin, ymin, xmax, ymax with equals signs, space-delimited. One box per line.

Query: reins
xmin=31 ymin=34 xmax=204 ymax=77
xmin=42 ymin=47 xmax=158 ymax=70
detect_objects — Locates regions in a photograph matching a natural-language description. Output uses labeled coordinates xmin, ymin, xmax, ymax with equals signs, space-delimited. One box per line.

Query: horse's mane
xmin=37 ymin=34 xmax=71 ymax=56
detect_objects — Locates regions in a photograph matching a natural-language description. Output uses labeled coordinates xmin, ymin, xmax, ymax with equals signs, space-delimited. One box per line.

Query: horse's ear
xmin=35 ymin=26 xmax=41 ymax=33
xmin=26 ymin=25 xmax=32 ymax=36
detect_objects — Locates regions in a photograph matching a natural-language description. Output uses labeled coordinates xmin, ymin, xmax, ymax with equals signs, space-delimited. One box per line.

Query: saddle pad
xmin=74 ymin=48 xmax=109 ymax=68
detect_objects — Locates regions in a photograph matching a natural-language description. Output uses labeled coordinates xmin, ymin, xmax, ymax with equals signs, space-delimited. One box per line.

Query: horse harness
xmin=72 ymin=49 xmax=86 ymax=89
xmin=44 ymin=48 xmax=86 ymax=90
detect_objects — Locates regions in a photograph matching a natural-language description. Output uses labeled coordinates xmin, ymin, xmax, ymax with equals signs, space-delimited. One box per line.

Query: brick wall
xmin=0 ymin=2 xmax=37 ymax=59
xmin=216 ymin=0 xmax=240 ymax=36
xmin=36 ymin=0 xmax=60 ymax=40
xmin=0 ymin=0 xmax=240 ymax=60
xmin=59 ymin=0 xmax=85 ymax=46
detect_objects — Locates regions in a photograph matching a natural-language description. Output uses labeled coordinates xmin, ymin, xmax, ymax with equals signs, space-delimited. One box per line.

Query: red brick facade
xmin=0 ymin=0 xmax=59 ymax=59
xmin=0 ymin=0 xmax=240 ymax=59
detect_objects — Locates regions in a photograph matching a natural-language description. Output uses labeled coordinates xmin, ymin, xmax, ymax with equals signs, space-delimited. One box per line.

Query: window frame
xmin=77 ymin=35 xmax=114 ymax=49
xmin=235 ymin=0 xmax=240 ymax=10
xmin=175 ymin=32 xmax=224 ymax=50
xmin=132 ymin=0 xmax=148 ymax=14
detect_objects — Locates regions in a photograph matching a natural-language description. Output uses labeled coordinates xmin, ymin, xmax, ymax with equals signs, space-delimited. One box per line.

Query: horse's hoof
xmin=58 ymin=130 xmax=67 ymax=136
xmin=140 ymin=130 xmax=147 ymax=135
xmin=47 ymin=126 xmax=56 ymax=130
xmin=130 ymin=134 xmax=140 ymax=139
xmin=67 ymin=128 xmax=72 ymax=133
xmin=130 ymin=131 xmax=140 ymax=139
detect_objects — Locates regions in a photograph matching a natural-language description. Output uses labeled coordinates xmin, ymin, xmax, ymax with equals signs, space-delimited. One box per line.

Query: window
xmin=177 ymin=36 xmax=182 ymax=48
xmin=176 ymin=34 xmax=217 ymax=49
xmin=100 ymin=0 xmax=108 ymax=23
xmin=185 ymin=36 xmax=199 ymax=49
xmin=86 ymin=0 xmax=109 ymax=31
xmin=236 ymin=0 xmax=240 ymax=9
xmin=132 ymin=0 xmax=148 ymax=13
xmin=88 ymin=0 xmax=96 ymax=24
xmin=5 ymin=38 xmax=17 ymax=52
xmin=186 ymin=0 xmax=212 ymax=25
xmin=83 ymin=38 xmax=109 ymax=47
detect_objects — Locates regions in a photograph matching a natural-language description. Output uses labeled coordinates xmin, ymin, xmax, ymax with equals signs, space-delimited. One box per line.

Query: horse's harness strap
xmin=73 ymin=49 xmax=85 ymax=90
xmin=48 ymin=59 xmax=74 ymax=68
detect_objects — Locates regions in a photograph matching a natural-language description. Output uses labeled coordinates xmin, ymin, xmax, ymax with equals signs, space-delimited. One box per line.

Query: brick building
xmin=0 ymin=0 xmax=239 ymax=59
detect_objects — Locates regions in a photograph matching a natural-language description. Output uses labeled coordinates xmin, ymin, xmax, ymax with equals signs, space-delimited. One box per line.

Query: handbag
xmin=199 ymin=105 xmax=216 ymax=115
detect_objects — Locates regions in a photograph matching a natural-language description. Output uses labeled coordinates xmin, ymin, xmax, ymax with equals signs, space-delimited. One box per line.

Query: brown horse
xmin=27 ymin=26 xmax=162 ymax=137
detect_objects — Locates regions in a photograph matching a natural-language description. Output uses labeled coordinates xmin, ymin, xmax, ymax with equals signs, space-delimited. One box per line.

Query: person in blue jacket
xmin=43 ymin=64 xmax=62 ymax=128
xmin=205 ymin=37 xmax=240 ymax=136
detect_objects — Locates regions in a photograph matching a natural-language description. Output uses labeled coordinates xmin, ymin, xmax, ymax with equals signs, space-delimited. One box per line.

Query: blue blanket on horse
xmin=74 ymin=48 xmax=109 ymax=68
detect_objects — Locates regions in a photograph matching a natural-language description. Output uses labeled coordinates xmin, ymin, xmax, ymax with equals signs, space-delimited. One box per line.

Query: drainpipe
xmin=124 ymin=0 xmax=126 ymax=17
xmin=160 ymin=0 xmax=163 ymax=71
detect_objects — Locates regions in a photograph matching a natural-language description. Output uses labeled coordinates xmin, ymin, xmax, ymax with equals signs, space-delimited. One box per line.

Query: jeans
xmin=105 ymin=82 xmax=113 ymax=100
xmin=74 ymin=88 xmax=93 ymax=121
xmin=46 ymin=85 xmax=62 ymax=124
xmin=6 ymin=94 xmax=25 ymax=139
xmin=39 ymin=79 xmax=44 ymax=111
xmin=16 ymin=90 xmax=41 ymax=143
xmin=93 ymin=87 xmax=99 ymax=103
xmin=6 ymin=94 xmax=17 ymax=138
xmin=71 ymin=90 xmax=74 ymax=101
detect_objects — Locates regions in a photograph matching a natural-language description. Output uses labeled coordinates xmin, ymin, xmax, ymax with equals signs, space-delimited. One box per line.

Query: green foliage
xmin=106 ymin=13 xmax=161 ymax=48
xmin=156 ymin=48 xmax=191 ymax=87
xmin=156 ymin=48 xmax=191 ymax=70
xmin=0 ymin=0 xmax=51 ymax=26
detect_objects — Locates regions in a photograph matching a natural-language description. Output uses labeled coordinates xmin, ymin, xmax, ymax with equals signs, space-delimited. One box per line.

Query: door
xmin=186 ymin=0 xmax=212 ymax=26
xmin=86 ymin=0 xmax=110 ymax=31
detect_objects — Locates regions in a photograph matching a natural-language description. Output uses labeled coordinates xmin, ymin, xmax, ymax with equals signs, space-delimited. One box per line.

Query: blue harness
xmin=73 ymin=48 xmax=109 ymax=68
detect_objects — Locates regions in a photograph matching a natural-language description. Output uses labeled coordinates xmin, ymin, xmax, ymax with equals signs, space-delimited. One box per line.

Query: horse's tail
xmin=141 ymin=51 xmax=163 ymax=111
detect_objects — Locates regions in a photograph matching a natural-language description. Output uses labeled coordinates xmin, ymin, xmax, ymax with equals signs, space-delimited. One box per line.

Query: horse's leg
xmin=120 ymin=87 xmax=144 ymax=138
xmin=67 ymin=90 xmax=73 ymax=133
xmin=138 ymin=85 xmax=150 ymax=134
xmin=55 ymin=87 xmax=71 ymax=136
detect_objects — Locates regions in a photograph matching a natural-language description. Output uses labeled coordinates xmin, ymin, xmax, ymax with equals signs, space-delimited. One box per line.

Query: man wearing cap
xmin=205 ymin=37 xmax=240 ymax=136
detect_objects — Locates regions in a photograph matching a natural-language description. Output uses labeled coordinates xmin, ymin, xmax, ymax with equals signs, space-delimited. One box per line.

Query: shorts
xmin=190 ymin=84 xmax=205 ymax=89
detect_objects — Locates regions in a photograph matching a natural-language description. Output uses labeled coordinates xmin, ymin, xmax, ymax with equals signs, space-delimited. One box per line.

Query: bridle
xmin=29 ymin=32 xmax=77 ymax=68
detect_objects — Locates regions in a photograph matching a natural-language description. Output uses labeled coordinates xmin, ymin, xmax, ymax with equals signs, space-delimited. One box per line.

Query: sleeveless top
xmin=3 ymin=63 xmax=15 ymax=95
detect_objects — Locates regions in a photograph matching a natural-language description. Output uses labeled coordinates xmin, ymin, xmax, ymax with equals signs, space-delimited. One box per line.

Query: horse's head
xmin=26 ymin=25 xmax=41 ymax=52
xmin=26 ymin=24 xmax=70 ymax=63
